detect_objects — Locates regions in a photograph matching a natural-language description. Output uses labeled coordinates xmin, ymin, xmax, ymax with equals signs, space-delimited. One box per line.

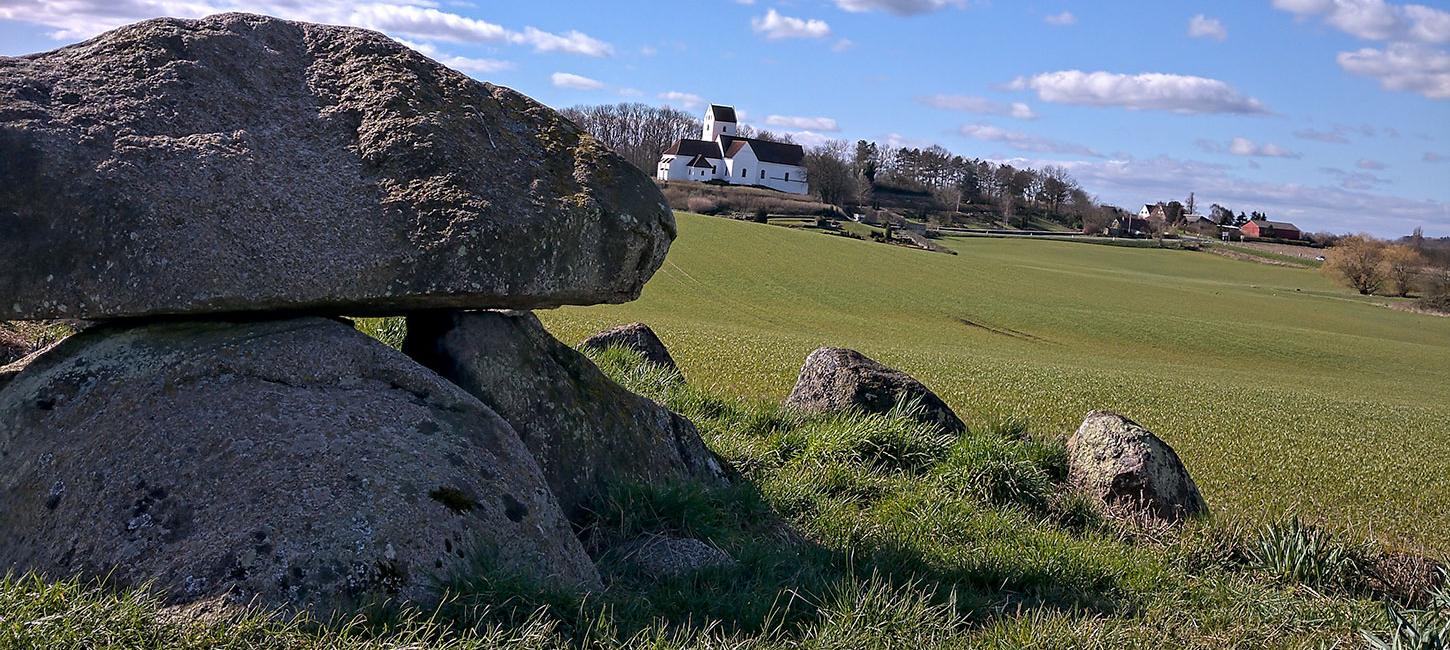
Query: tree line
xmin=804 ymin=139 xmax=1108 ymax=229
xmin=559 ymin=102 xmax=806 ymax=176
xmin=559 ymin=102 xmax=1109 ymax=228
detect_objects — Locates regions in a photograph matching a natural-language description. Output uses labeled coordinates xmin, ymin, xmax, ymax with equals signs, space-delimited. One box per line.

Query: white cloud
xmin=617 ymin=87 xmax=643 ymax=97
xmin=395 ymin=39 xmax=512 ymax=75
xmin=833 ymin=0 xmax=967 ymax=16
xmin=1337 ymin=42 xmax=1450 ymax=99
xmin=659 ymin=91 xmax=706 ymax=109
xmin=1199 ymin=137 xmax=1301 ymax=158
xmin=1357 ymin=158 xmax=1389 ymax=169
xmin=1293 ymin=122 xmax=1381 ymax=142
xmin=550 ymin=72 xmax=604 ymax=90
xmin=832 ymin=38 xmax=855 ymax=52
xmin=1044 ymin=11 xmax=1076 ymax=26
xmin=1188 ymin=14 xmax=1228 ymax=41
xmin=959 ymin=124 xmax=1101 ymax=156
xmin=919 ymin=94 xmax=1037 ymax=119
xmin=1232 ymin=137 xmax=1299 ymax=158
xmin=1321 ymin=166 xmax=1393 ymax=189
xmin=1007 ymin=70 xmax=1270 ymax=114
xmin=765 ymin=115 xmax=840 ymax=131
xmin=0 ymin=0 xmax=615 ymax=56
xmin=1272 ymin=0 xmax=1450 ymax=44
xmin=751 ymin=9 xmax=831 ymax=39
xmin=639 ymin=45 xmax=658 ymax=56
xmin=1272 ymin=1 xmax=1450 ymax=101
xmin=881 ymin=132 xmax=935 ymax=149
xmin=787 ymin=130 xmax=835 ymax=147
xmin=1293 ymin=127 xmax=1351 ymax=143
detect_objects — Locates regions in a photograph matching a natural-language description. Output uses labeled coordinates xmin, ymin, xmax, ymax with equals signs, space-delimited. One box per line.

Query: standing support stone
xmin=404 ymin=311 xmax=731 ymax=523
xmin=0 ymin=318 xmax=600 ymax=615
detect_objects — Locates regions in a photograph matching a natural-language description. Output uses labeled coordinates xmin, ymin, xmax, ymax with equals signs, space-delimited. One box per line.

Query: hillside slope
xmin=542 ymin=212 xmax=1450 ymax=551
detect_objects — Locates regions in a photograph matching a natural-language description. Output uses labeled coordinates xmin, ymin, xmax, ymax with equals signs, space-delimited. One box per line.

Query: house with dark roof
xmin=1240 ymin=219 xmax=1302 ymax=240
xmin=656 ymin=104 xmax=809 ymax=195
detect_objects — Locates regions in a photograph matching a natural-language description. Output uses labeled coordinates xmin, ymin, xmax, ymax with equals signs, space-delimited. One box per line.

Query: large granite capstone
xmin=0 ymin=13 xmax=673 ymax=320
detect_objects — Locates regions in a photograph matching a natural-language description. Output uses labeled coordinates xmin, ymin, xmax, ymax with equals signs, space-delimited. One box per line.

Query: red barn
xmin=1240 ymin=220 xmax=1302 ymax=240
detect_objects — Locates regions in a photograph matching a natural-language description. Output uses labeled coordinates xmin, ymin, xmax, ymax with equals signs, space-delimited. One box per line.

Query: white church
xmin=656 ymin=104 xmax=809 ymax=195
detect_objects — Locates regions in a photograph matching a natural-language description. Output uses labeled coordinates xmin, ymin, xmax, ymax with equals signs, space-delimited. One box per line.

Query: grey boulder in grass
xmin=580 ymin=322 xmax=681 ymax=374
xmin=0 ymin=317 xmax=600 ymax=615
xmin=1067 ymin=411 xmax=1208 ymax=522
xmin=403 ymin=310 xmax=731 ymax=523
xmin=0 ymin=13 xmax=673 ymax=320
xmin=784 ymin=346 xmax=966 ymax=433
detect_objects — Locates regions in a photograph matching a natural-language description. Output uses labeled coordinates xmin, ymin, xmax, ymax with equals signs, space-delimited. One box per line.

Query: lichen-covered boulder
xmin=0 ymin=13 xmax=672 ymax=320
xmin=784 ymin=347 xmax=965 ymax=433
xmin=0 ymin=317 xmax=600 ymax=615
xmin=580 ymin=323 xmax=681 ymax=374
xmin=404 ymin=311 xmax=731 ymax=522
xmin=1067 ymin=411 xmax=1208 ymax=521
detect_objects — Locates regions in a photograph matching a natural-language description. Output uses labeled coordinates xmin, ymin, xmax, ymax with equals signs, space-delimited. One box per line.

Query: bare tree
xmin=1383 ymin=244 xmax=1425 ymax=297
xmin=805 ymin=139 xmax=856 ymax=207
xmin=1321 ymin=235 xmax=1388 ymax=295
xmin=559 ymin=102 xmax=700 ymax=173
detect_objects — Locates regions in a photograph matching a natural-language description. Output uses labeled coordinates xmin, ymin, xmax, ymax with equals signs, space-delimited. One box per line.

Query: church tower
xmin=702 ymin=104 xmax=738 ymax=141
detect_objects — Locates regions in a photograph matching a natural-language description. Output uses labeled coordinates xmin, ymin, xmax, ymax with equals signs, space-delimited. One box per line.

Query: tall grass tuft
xmin=1363 ymin=574 xmax=1450 ymax=650
xmin=1250 ymin=516 xmax=1370 ymax=591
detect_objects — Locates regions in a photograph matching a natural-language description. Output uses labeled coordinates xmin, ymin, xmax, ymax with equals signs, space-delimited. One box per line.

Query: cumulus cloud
xmin=1294 ymin=127 xmax=1350 ymax=143
xmin=1198 ymin=137 xmax=1300 ymax=158
xmin=1272 ymin=1 xmax=1450 ymax=101
xmin=1044 ymin=11 xmax=1076 ymax=26
xmin=1321 ymin=166 xmax=1393 ymax=189
xmin=1218 ymin=137 xmax=1301 ymax=158
xmin=786 ymin=130 xmax=835 ymax=147
xmin=958 ymin=124 xmax=1101 ymax=156
xmin=833 ymin=0 xmax=967 ymax=16
xmin=659 ymin=91 xmax=706 ymax=109
xmin=919 ymin=94 xmax=1036 ymax=119
xmin=1006 ymin=70 xmax=1270 ymax=114
xmin=751 ymin=9 xmax=831 ymax=39
xmin=1272 ymin=0 xmax=1450 ymax=44
xmin=550 ymin=72 xmax=604 ymax=90
xmin=395 ymin=39 xmax=512 ymax=75
xmin=1337 ymin=42 xmax=1450 ymax=99
xmin=1293 ymin=123 xmax=1381 ymax=142
xmin=765 ymin=115 xmax=840 ymax=131
xmin=0 ymin=0 xmax=614 ymax=55
xmin=1188 ymin=14 xmax=1227 ymax=41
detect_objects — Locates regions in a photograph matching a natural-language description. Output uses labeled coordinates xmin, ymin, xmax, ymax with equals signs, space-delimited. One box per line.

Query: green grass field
xmin=541 ymin=212 xmax=1450 ymax=552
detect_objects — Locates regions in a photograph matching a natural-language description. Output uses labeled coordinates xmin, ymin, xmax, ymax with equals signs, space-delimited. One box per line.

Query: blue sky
xmin=2 ymin=0 xmax=1448 ymax=236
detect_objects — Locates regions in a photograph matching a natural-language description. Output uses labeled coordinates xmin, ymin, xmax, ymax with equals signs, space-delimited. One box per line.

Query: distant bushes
xmin=661 ymin=181 xmax=847 ymax=220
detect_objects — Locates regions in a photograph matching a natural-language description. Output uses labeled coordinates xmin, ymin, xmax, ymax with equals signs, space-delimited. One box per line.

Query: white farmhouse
xmin=656 ymin=104 xmax=809 ymax=195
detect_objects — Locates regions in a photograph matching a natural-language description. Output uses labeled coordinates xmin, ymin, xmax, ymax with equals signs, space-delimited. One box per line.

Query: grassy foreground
xmin=5 ymin=346 xmax=1446 ymax=648
xmin=540 ymin=212 xmax=1450 ymax=553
